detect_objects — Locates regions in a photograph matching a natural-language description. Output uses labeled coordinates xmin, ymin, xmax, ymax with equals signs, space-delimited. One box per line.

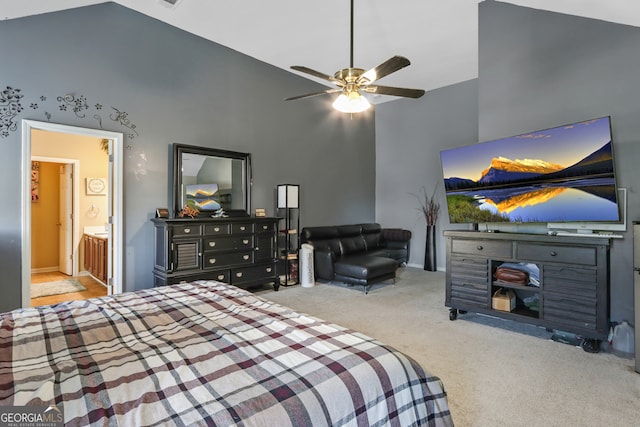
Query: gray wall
xmin=478 ymin=1 xmax=639 ymax=323
xmin=0 ymin=3 xmax=376 ymax=311
xmin=375 ymin=80 xmax=478 ymax=270
xmin=376 ymin=2 xmax=639 ymax=323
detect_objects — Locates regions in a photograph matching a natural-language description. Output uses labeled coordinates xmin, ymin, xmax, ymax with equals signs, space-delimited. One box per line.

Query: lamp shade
xmin=277 ymin=184 xmax=299 ymax=208
xmin=332 ymin=91 xmax=371 ymax=113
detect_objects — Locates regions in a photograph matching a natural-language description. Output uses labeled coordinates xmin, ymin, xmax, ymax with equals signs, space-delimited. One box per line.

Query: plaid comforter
xmin=0 ymin=281 xmax=453 ymax=426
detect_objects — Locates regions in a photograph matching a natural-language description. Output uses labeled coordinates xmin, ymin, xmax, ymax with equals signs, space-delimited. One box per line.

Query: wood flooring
xmin=31 ymin=272 xmax=108 ymax=307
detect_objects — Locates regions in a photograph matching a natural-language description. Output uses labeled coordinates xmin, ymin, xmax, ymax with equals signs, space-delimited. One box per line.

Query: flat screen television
xmin=439 ymin=116 xmax=621 ymax=227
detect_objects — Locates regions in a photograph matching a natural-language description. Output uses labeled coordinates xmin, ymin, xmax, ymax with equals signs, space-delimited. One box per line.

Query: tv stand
xmin=444 ymin=231 xmax=611 ymax=351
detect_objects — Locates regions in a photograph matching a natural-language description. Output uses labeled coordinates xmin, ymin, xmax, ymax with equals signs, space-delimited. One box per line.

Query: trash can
xmin=299 ymin=243 xmax=315 ymax=288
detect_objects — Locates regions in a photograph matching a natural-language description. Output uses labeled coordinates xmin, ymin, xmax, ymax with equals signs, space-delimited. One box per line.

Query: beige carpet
xmin=256 ymin=267 xmax=639 ymax=427
xmin=31 ymin=279 xmax=87 ymax=298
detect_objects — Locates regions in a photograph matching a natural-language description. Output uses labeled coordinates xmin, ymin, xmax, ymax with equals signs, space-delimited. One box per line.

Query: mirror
xmin=172 ymin=144 xmax=251 ymax=217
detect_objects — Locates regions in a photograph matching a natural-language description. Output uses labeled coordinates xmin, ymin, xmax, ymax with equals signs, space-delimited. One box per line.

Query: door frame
xmin=31 ymin=156 xmax=80 ymax=276
xmin=21 ymin=120 xmax=124 ymax=307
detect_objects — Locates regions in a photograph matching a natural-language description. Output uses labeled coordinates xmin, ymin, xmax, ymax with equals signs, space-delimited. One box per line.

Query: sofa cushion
xmin=301 ymin=226 xmax=339 ymax=241
xmin=312 ymin=238 xmax=342 ymax=259
xmin=360 ymin=223 xmax=382 ymax=250
xmin=300 ymin=226 xmax=342 ymax=258
xmin=334 ymin=255 xmax=397 ymax=280
xmin=337 ymin=224 xmax=363 ymax=237
xmin=340 ymin=235 xmax=367 ymax=255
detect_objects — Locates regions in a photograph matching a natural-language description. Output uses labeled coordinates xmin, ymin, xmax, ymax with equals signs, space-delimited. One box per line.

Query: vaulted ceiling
xmin=4 ymin=0 xmax=640 ymax=103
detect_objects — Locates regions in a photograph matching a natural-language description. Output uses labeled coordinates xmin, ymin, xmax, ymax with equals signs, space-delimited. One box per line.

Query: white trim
xmin=30 ymin=267 xmax=60 ymax=274
xmin=21 ymin=120 xmax=124 ymax=308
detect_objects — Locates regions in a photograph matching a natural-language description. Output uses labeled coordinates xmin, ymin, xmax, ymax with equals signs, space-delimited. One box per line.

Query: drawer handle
xmin=550 ymin=251 xmax=557 ymax=256
xmin=217 ymin=274 xmax=225 ymax=280
xmin=209 ymin=241 xmax=216 ymax=247
xmin=209 ymin=258 xmax=216 ymax=264
xmin=236 ymin=272 xmax=243 ymax=278
xmin=184 ymin=228 xmax=191 ymax=234
xmin=214 ymin=227 xmax=220 ymax=232
xmin=243 ymin=255 xmax=250 ymax=260
xmin=242 ymin=239 xmax=249 ymax=245
xmin=240 ymin=226 xmax=246 ymax=231
xmin=266 ymin=267 xmax=272 ymax=273
xmin=476 ymin=245 xmax=483 ymax=251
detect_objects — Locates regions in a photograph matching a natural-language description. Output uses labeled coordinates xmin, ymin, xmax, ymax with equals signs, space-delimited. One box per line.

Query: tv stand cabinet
xmin=444 ymin=231 xmax=611 ymax=351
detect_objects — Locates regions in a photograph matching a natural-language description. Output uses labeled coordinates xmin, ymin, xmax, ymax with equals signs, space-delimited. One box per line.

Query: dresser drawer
xmin=256 ymin=222 xmax=275 ymax=234
xmin=231 ymin=263 xmax=277 ymax=285
xmin=451 ymin=239 xmax=511 ymax=258
xmin=517 ymin=243 xmax=596 ymax=265
xmin=158 ymin=270 xmax=230 ymax=286
xmin=203 ymin=251 xmax=253 ymax=268
xmin=172 ymin=224 xmax=202 ymax=236
xmin=231 ymin=223 xmax=254 ymax=234
xmin=209 ymin=270 xmax=230 ymax=283
xmin=204 ymin=223 xmax=230 ymax=235
xmin=203 ymin=236 xmax=253 ymax=251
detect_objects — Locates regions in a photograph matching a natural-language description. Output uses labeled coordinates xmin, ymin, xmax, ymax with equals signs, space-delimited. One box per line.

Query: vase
xmin=424 ymin=225 xmax=437 ymax=271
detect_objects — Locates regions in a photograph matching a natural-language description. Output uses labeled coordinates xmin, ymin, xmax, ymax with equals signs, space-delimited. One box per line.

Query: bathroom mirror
xmin=172 ymin=143 xmax=251 ymax=217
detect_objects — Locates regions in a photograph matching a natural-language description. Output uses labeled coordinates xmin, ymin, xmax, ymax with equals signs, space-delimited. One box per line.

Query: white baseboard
xmin=31 ymin=267 xmax=59 ymax=274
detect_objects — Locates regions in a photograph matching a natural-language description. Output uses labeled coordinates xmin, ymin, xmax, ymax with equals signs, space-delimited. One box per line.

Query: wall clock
xmin=86 ymin=177 xmax=107 ymax=195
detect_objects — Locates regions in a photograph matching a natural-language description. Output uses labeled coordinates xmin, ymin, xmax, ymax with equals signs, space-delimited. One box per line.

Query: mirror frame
xmin=171 ymin=143 xmax=251 ymax=218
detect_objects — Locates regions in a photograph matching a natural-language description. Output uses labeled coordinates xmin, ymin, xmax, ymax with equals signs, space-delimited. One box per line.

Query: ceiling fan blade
xmin=362 ymin=85 xmax=425 ymax=99
xmin=359 ymin=56 xmax=411 ymax=84
xmin=290 ymin=66 xmax=339 ymax=83
xmin=285 ymin=88 xmax=341 ymax=101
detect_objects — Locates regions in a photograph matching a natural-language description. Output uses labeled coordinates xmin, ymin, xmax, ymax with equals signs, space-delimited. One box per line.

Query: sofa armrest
xmin=383 ymin=240 xmax=409 ymax=249
xmin=313 ymin=250 xmax=336 ymax=280
xmin=381 ymin=228 xmax=412 ymax=243
xmin=381 ymin=228 xmax=412 ymax=262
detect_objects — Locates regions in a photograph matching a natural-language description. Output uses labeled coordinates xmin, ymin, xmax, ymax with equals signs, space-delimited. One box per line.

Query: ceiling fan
xmin=285 ymin=0 xmax=425 ymax=113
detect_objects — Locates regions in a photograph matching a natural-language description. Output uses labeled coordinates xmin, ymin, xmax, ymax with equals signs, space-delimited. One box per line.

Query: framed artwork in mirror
xmin=171 ymin=144 xmax=251 ymax=218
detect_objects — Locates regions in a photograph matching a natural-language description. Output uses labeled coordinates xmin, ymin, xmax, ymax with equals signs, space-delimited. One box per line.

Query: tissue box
xmin=492 ymin=288 xmax=516 ymax=312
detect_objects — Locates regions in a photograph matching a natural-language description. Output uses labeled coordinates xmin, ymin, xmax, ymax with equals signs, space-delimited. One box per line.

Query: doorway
xmin=30 ymin=158 xmax=78 ymax=276
xmin=29 ymin=157 xmax=109 ymax=306
xmin=21 ymin=120 xmax=124 ymax=308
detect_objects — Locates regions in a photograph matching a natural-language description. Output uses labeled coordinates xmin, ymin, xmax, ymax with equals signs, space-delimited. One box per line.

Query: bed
xmin=0 ymin=281 xmax=453 ymax=426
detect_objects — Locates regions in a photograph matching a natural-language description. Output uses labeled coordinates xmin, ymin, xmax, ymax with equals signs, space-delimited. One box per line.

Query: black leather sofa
xmin=300 ymin=223 xmax=412 ymax=294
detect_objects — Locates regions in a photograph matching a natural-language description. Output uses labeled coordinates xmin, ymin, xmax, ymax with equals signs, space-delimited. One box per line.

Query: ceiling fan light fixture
xmin=286 ymin=0 xmax=424 ymax=110
xmin=332 ymin=90 xmax=371 ymax=113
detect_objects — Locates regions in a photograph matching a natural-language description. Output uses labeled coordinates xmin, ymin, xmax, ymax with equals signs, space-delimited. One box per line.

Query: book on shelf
xmin=280 ymin=251 xmax=298 ymax=260
xmin=279 ymin=228 xmax=297 ymax=234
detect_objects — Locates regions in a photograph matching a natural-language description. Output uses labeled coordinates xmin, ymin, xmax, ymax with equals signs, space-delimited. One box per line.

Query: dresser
xmin=444 ymin=231 xmax=611 ymax=350
xmin=152 ymin=217 xmax=280 ymax=290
